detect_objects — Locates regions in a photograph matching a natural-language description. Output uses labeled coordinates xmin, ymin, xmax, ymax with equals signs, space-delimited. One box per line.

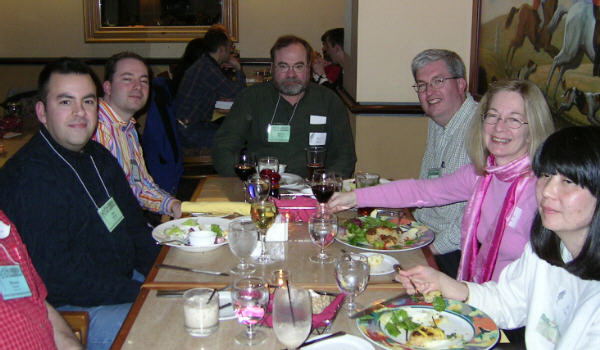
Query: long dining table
xmin=110 ymin=176 xmax=439 ymax=349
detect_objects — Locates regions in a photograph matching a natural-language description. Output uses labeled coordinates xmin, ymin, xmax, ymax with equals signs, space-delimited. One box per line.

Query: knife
xmin=156 ymin=264 xmax=229 ymax=276
xmin=297 ymin=331 xmax=346 ymax=348
xmin=348 ymin=292 xmax=407 ymax=319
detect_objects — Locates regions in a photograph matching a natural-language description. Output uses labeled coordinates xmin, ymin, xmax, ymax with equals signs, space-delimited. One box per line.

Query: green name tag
xmin=98 ymin=197 xmax=124 ymax=232
xmin=427 ymin=167 xmax=441 ymax=179
xmin=0 ymin=265 xmax=32 ymax=300
xmin=267 ymin=124 xmax=291 ymax=143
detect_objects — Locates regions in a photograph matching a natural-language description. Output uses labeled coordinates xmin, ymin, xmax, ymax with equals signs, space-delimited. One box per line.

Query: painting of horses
xmin=473 ymin=0 xmax=600 ymax=126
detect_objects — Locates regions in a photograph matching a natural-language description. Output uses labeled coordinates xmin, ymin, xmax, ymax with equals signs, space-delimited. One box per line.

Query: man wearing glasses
xmin=410 ymin=49 xmax=478 ymax=278
xmin=213 ymin=35 xmax=356 ymax=178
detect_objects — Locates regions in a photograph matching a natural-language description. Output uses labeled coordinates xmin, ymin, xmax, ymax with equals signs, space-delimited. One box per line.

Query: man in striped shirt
xmin=94 ymin=52 xmax=181 ymax=218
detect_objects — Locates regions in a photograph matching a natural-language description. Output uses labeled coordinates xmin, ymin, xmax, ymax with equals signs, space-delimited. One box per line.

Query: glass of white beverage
xmin=273 ymin=286 xmax=312 ymax=349
xmin=183 ymin=288 xmax=219 ymax=337
xmin=228 ymin=218 xmax=259 ymax=275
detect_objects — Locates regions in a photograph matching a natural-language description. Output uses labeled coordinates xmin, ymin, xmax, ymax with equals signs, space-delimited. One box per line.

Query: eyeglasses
xmin=274 ymin=63 xmax=307 ymax=73
xmin=482 ymin=113 xmax=529 ymax=129
xmin=412 ymin=76 xmax=460 ymax=93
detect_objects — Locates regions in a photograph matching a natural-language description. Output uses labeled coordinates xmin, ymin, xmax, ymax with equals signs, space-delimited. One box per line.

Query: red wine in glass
xmin=311 ymin=184 xmax=335 ymax=203
xmin=235 ymin=164 xmax=256 ymax=182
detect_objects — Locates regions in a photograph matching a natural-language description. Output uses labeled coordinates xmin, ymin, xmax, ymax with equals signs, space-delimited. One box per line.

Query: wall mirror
xmin=84 ymin=0 xmax=238 ymax=42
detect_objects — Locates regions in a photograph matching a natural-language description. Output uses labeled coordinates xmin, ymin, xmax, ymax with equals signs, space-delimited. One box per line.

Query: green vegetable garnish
xmin=382 ymin=309 xmax=420 ymax=342
xmin=181 ymin=219 xmax=197 ymax=226
xmin=165 ymin=226 xmax=184 ymax=237
xmin=432 ymin=295 xmax=447 ymax=312
xmin=342 ymin=217 xmax=398 ymax=247
xmin=210 ymin=224 xmax=224 ymax=237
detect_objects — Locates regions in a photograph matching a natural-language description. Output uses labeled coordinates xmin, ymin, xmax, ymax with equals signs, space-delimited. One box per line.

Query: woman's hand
xmin=395 ymin=265 xmax=469 ymax=301
xmin=327 ymin=191 xmax=357 ymax=212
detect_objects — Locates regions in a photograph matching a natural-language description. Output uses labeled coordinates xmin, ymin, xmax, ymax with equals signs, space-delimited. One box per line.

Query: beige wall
xmin=0 ymin=0 xmax=345 ymax=58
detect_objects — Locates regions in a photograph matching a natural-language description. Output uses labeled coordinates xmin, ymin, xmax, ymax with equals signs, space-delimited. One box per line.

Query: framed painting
xmin=471 ymin=0 xmax=599 ymax=126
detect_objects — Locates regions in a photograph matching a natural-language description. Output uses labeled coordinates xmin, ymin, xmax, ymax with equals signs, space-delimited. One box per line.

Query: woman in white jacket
xmin=397 ymin=126 xmax=600 ymax=349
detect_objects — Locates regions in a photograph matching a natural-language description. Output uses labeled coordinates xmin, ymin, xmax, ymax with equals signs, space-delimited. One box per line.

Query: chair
xmin=60 ymin=311 xmax=89 ymax=346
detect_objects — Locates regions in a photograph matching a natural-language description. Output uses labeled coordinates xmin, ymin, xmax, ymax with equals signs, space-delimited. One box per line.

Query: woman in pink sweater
xmin=329 ymin=80 xmax=555 ymax=283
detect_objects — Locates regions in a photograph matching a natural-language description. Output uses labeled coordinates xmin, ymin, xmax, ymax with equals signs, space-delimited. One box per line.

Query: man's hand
xmin=225 ymin=55 xmax=242 ymax=71
xmin=327 ymin=192 xmax=357 ymax=212
xmin=170 ymin=200 xmax=182 ymax=219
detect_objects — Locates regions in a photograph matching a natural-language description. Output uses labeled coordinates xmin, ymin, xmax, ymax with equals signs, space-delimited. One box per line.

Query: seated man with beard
xmin=212 ymin=35 xmax=356 ymax=178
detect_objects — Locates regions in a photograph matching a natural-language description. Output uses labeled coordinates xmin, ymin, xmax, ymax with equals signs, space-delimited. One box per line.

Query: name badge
xmin=131 ymin=159 xmax=142 ymax=182
xmin=0 ymin=265 xmax=32 ymax=300
xmin=267 ymin=124 xmax=291 ymax=143
xmin=98 ymin=197 xmax=124 ymax=232
xmin=0 ymin=221 xmax=10 ymax=239
xmin=309 ymin=132 xmax=327 ymax=146
xmin=310 ymin=115 xmax=327 ymax=125
xmin=427 ymin=167 xmax=441 ymax=179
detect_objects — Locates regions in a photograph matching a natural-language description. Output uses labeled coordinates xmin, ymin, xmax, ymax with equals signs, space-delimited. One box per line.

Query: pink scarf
xmin=457 ymin=154 xmax=533 ymax=283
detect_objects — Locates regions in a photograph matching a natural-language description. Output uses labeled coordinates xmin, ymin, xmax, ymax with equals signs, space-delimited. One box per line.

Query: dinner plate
xmin=152 ymin=217 xmax=231 ymax=253
xmin=218 ymin=291 xmax=235 ymax=321
xmin=303 ymin=334 xmax=375 ymax=350
xmin=356 ymin=296 xmax=499 ymax=350
xmin=360 ymin=252 xmax=399 ymax=275
xmin=280 ymin=173 xmax=307 ymax=190
xmin=336 ymin=217 xmax=435 ymax=253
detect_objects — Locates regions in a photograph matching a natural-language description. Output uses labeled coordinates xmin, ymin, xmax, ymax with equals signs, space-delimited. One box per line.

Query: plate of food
xmin=303 ymin=334 xmax=375 ymax=349
xmin=356 ymin=294 xmax=499 ymax=350
xmin=152 ymin=217 xmax=230 ymax=252
xmin=280 ymin=173 xmax=307 ymax=190
xmin=361 ymin=253 xmax=399 ymax=276
xmin=337 ymin=216 xmax=434 ymax=252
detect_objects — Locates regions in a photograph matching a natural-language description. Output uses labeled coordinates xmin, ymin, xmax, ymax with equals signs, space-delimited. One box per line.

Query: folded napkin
xmin=273 ymin=197 xmax=318 ymax=222
xmin=180 ymin=201 xmax=250 ymax=215
xmin=262 ymin=292 xmax=345 ymax=329
xmin=266 ymin=214 xmax=288 ymax=241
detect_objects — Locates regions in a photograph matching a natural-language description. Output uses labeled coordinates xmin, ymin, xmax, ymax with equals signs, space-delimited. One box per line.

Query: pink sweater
xmin=355 ymin=164 xmax=537 ymax=281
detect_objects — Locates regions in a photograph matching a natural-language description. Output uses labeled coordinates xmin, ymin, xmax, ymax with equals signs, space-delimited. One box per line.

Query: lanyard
xmin=39 ymin=131 xmax=111 ymax=210
xmin=269 ymin=95 xmax=299 ymax=126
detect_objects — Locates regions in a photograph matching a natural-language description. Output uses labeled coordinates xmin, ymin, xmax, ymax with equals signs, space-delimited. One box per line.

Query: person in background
xmin=213 ymin=34 xmax=356 ymax=178
xmin=312 ymin=28 xmax=344 ymax=88
xmin=94 ymin=51 xmax=182 ymax=218
xmin=329 ymin=80 xmax=555 ymax=283
xmin=175 ymin=27 xmax=246 ymax=150
xmin=170 ymin=37 xmax=206 ymax=94
xmin=0 ymin=58 xmax=160 ymax=350
xmin=0 ymin=211 xmax=82 ymax=350
xmin=397 ymin=126 xmax=600 ymax=349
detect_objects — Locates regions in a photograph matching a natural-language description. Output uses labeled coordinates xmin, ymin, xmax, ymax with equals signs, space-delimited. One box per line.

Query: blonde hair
xmin=467 ymin=80 xmax=555 ymax=173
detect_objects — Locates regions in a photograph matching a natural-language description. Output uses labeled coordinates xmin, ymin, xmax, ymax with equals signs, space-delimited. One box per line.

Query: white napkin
xmin=266 ymin=214 xmax=288 ymax=241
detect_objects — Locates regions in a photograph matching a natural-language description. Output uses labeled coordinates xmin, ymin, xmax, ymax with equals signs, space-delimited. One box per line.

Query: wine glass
xmin=245 ymin=174 xmax=270 ymax=203
xmin=234 ymin=149 xmax=256 ymax=182
xmin=228 ymin=218 xmax=259 ymax=275
xmin=310 ymin=170 xmax=336 ymax=212
xmin=257 ymin=156 xmax=279 ymax=173
xmin=308 ymin=211 xmax=338 ymax=263
xmin=232 ymin=277 xmax=270 ymax=346
xmin=250 ymin=199 xmax=278 ymax=264
xmin=273 ymin=286 xmax=313 ymax=349
xmin=335 ymin=253 xmax=370 ymax=313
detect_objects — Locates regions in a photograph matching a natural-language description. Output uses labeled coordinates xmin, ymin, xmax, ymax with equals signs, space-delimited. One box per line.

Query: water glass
xmin=232 ymin=277 xmax=270 ymax=346
xmin=245 ymin=174 xmax=270 ymax=202
xmin=335 ymin=254 xmax=370 ymax=313
xmin=258 ymin=156 xmax=279 ymax=173
xmin=273 ymin=286 xmax=313 ymax=349
xmin=228 ymin=218 xmax=259 ymax=275
xmin=355 ymin=172 xmax=380 ymax=188
xmin=183 ymin=288 xmax=219 ymax=337
xmin=308 ymin=211 xmax=338 ymax=264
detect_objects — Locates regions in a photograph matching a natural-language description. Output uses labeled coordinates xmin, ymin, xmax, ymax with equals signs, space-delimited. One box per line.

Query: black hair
xmin=321 ymin=28 xmax=344 ymax=48
xmin=37 ymin=57 xmax=100 ymax=103
xmin=171 ymin=38 xmax=206 ymax=93
xmin=104 ymin=51 xmax=150 ymax=82
xmin=531 ymin=126 xmax=600 ymax=280
xmin=203 ymin=28 xmax=229 ymax=54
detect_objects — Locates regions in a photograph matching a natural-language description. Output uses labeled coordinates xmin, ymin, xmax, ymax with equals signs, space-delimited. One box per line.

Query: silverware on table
xmin=156 ymin=263 xmax=229 ymax=276
xmin=156 ymin=239 xmax=189 ymax=246
xmin=348 ymin=292 xmax=408 ymax=319
xmin=297 ymin=331 xmax=346 ymax=348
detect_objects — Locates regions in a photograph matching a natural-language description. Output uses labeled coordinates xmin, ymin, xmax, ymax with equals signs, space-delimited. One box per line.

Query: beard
xmin=274 ymin=77 xmax=308 ymax=96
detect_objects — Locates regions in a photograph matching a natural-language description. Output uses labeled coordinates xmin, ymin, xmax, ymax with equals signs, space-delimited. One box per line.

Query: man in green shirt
xmin=213 ymin=35 xmax=356 ymax=178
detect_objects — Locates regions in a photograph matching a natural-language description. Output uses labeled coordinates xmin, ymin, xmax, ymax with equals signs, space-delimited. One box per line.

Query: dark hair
xmin=270 ymin=35 xmax=313 ymax=64
xmin=531 ymin=126 xmax=600 ymax=280
xmin=321 ymin=28 xmax=344 ymax=48
xmin=171 ymin=38 xmax=207 ymax=93
xmin=104 ymin=51 xmax=150 ymax=82
xmin=203 ymin=28 xmax=229 ymax=53
xmin=38 ymin=57 xmax=100 ymax=103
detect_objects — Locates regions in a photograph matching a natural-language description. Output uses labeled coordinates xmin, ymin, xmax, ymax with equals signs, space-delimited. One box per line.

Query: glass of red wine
xmin=310 ymin=170 xmax=336 ymax=212
xmin=234 ymin=149 xmax=256 ymax=199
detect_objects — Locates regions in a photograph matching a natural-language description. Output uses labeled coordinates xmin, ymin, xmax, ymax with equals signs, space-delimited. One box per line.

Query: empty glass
xmin=306 ymin=146 xmax=326 ymax=180
xmin=245 ymin=174 xmax=270 ymax=202
xmin=335 ymin=254 xmax=370 ymax=313
xmin=232 ymin=277 xmax=270 ymax=346
xmin=308 ymin=211 xmax=338 ymax=264
xmin=228 ymin=218 xmax=259 ymax=275
xmin=273 ymin=286 xmax=313 ymax=349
